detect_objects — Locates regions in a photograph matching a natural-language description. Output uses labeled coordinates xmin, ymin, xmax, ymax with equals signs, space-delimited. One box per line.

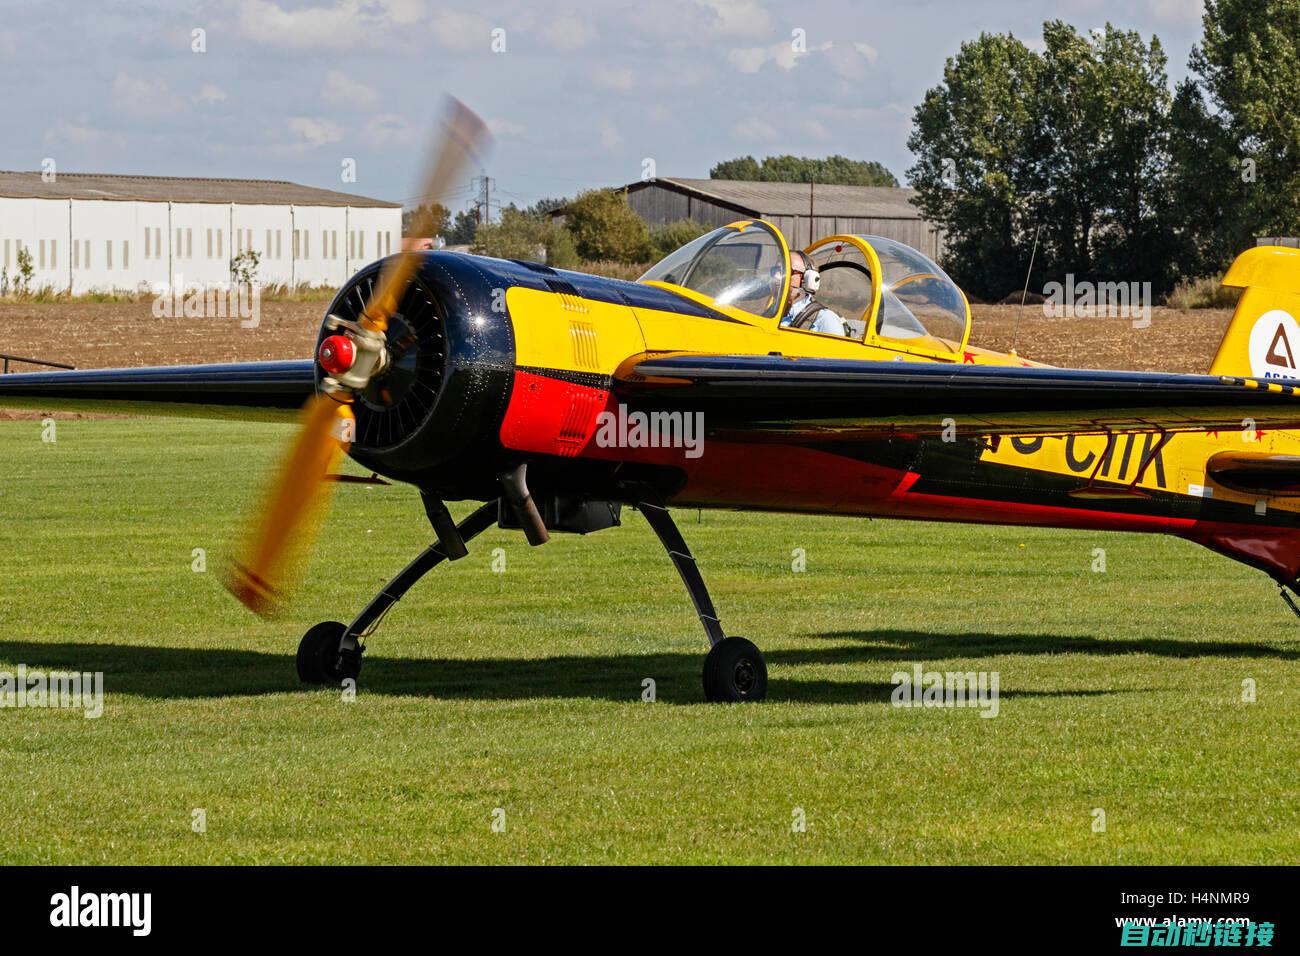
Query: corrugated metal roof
xmin=630 ymin=177 xmax=922 ymax=219
xmin=0 ymin=171 xmax=400 ymax=208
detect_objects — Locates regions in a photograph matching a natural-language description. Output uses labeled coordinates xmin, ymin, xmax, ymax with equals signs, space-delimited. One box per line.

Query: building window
xmin=84 ymin=240 xmax=90 ymax=267
xmin=154 ymin=227 xmax=161 ymax=258
xmin=3 ymin=239 xmax=9 ymax=269
xmin=331 ymin=231 xmax=338 ymax=259
xmin=121 ymin=240 xmax=127 ymax=269
xmin=265 ymin=229 xmax=272 ymax=257
xmin=206 ymin=228 xmax=213 ymax=258
xmin=186 ymin=228 xmax=193 ymax=258
xmin=304 ymin=230 xmax=310 ymax=260
xmin=176 ymin=228 xmax=182 ymax=257
xmin=321 ymin=230 xmax=327 ymax=258
xmin=39 ymin=240 xmax=45 ymax=269
xmin=51 ymin=239 xmax=57 ymax=270
xmin=217 ymin=229 xmax=223 ymax=259
xmin=106 ymin=240 xmax=113 ymax=269
xmin=70 ymin=239 xmax=77 ymax=270
xmin=144 ymin=228 xmax=151 ymax=259
xmin=293 ymin=229 xmax=299 ymax=259
xmin=276 ymin=231 xmax=282 ymax=259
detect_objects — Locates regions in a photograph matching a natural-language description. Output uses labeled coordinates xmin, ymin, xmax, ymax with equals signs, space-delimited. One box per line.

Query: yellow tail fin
xmin=1210 ymin=245 xmax=1300 ymax=380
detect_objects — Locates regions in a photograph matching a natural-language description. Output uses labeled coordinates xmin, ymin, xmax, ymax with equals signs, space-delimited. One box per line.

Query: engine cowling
xmin=316 ymin=253 xmax=516 ymax=495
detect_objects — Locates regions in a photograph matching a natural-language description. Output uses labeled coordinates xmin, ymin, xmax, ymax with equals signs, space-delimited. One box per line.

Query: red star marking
xmin=963 ymin=351 xmax=976 ymax=364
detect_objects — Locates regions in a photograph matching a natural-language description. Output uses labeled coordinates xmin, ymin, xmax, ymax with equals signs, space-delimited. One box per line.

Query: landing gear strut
xmin=297 ymin=497 xmax=766 ymax=702
xmin=639 ymin=502 xmax=768 ymax=702
xmin=296 ymin=499 xmax=500 ymax=686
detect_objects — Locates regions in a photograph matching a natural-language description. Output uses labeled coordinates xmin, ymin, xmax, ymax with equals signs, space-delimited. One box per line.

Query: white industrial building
xmin=0 ymin=172 xmax=402 ymax=294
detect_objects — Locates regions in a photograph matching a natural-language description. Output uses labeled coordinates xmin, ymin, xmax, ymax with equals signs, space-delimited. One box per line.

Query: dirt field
xmin=0 ymin=299 xmax=1235 ymax=376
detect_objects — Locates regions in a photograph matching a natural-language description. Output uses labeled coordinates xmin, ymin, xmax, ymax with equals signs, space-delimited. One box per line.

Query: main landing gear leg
xmin=296 ymin=499 xmax=501 ymax=685
xmin=638 ymin=502 xmax=767 ymax=703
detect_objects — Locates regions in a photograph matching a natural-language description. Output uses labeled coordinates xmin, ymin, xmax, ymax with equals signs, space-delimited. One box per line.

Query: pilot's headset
xmin=792 ymin=250 xmax=821 ymax=294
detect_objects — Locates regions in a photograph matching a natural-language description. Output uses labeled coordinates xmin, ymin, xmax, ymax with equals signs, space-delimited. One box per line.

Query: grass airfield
xmin=1 ymin=417 xmax=1297 ymax=864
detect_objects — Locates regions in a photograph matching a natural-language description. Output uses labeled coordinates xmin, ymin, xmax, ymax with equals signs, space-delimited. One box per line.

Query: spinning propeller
xmin=224 ymin=96 xmax=492 ymax=616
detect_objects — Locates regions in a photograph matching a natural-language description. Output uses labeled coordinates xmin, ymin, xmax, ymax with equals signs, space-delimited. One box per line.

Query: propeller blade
xmin=361 ymin=96 xmax=492 ymax=334
xmin=224 ymin=395 xmax=354 ymax=616
xmin=223 ymin=96 xmax=490 ymax=617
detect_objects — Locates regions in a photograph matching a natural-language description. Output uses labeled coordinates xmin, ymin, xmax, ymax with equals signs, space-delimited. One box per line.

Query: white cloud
xmin=42 ymin=120 xmax=125 ymax=148
xmin=853 ymin=42 xmax=878 ymax=65
xmin=541 ymin=14 xmax=597 ymax=52
xmin=487 ymin=117 xmax=526 ymax=137
xmin=696 ymin=0 xmax=771 ymax=38
xmin=429 ymin=9 xmax=493 ymax=52
xmin=194 ymin=84 xmax=227 ymax=105
xmin=111 ymin=72 xmax=186 ymax=118
xmin=593 ymin=65 xmax=635 ymax=91
xmin=363 ymin=113 xmax=417 ymax=147
xmin=801 ymin=118 xmax=831 ymax=141
xmin=238 ymin=0 xmax=424 ymax=51
xmin=598 ymin=120 xmax=623 ymax=152
xmin=727 ymin=38 xmax=831 ymax=73
xmin=287 ymin=116 xmax=343 ymax=149
xmin=730 ymin=117 xmax=776 ymax=142
xmin=1147 ymin=0 xmax=1204 ymax=25
xmin=324 ymin=70 xmax=378 ymax=108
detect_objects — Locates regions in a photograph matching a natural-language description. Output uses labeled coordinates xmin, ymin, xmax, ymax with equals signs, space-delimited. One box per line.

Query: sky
xmin=0 ymin=0 xmax=1208 ymax=216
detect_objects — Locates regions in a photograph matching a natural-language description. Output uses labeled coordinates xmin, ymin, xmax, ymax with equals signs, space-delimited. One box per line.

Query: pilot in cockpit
xmin=780 ymin=250 xmax=849 ymax=336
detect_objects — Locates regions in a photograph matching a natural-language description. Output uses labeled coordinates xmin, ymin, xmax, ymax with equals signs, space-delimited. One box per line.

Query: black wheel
xmin=296 ymin=621 xmax=362 ymax=685
xmin=702 ymin=637 xmax=767 ymax=702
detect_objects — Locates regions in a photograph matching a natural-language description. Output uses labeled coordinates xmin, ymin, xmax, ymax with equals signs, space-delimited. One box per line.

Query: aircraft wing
xmin=616 ymin=354 xmax=1300 ymax=438
xmin=0 ymin=360 xmax=316 ymax=422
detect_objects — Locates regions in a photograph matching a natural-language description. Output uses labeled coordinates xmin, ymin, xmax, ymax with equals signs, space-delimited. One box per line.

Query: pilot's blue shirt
xmin=781 ymin=294 xmax=848 ymax=335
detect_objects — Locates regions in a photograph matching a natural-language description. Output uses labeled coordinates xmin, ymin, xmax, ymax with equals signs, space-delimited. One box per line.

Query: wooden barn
xmin=621 ymin=177 xmax=944 ymax=259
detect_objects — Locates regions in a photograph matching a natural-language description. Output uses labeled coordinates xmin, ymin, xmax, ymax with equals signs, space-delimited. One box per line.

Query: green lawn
xmin=0 ymin=418 xmax=1296 ymax=864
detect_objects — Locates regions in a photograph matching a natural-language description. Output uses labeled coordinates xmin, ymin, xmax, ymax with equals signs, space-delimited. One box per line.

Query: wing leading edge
xmin=0 ymin=360 xmax=317 ymax=422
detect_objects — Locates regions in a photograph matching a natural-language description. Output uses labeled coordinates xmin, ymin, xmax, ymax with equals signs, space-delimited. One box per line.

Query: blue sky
xmin=0 ymin=0 xmax=1207 ymax=215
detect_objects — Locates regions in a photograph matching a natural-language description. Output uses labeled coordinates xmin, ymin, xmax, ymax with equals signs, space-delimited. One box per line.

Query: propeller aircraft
xmin=6 ymin=98 xmax=1300 ymax=702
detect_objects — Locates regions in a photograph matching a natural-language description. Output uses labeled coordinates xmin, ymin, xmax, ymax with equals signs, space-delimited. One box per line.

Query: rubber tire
xmin=296 ymin=621 xmax=358 ymax=685
xmin=702 ymin=637 xmax=767 ymax=702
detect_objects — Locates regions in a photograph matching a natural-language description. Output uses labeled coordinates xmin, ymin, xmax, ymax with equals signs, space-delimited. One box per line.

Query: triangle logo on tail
xmin=1267 ymin=323 xmax=1297 ymax=369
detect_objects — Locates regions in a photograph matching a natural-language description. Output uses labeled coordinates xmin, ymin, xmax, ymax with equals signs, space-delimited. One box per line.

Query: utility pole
xmin=472 ymin=172 xmax=495 ymax=225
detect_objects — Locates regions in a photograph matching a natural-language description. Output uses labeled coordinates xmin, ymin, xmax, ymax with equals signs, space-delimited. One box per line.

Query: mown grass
xmin=0 ymin=418 xmax=1297 ymax=864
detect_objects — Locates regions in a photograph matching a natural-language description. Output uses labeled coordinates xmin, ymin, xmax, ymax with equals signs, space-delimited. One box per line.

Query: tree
xmin=1189 ymin=0 xmax=1300 ymax=248
xmin=445 ymin=209 xmax=479 ymax=246
xmin=563 ymin=188 xmax=650 ymax=263
xmin=14 ymin=246 xmax=33 ymax=297
xmin=472 ymin=205 xmax=579 ymax=268
xmin=646 ymin=219 xmax=711 ymax=261
xmin=230 ymin=249 xmax=261 ymax=287
xmin=907 ymin=32 xmax=1044 ymax=300
xmin=710 ymin=154 xmax=898 ymax=186
xmin=523 ymin=196 xmax=569 ymax=217
xmin=402 ymin=202 xmax=450 ymax=239
xmin=908 ymin=24 xmax=1182 ymax=299
xmin=1033 ymin=23 xmax=1178 ymax=287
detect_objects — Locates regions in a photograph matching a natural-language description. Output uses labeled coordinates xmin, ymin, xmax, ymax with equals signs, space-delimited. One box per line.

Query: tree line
xmin=908 ymin=0 xmax=1300 ymax=300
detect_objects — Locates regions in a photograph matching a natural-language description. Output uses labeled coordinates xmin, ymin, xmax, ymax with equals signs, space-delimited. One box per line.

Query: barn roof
xmin=0 ymin=171 xmax=400 ymax=208
xmin=626 ymin=177 xmax=923 ymax=219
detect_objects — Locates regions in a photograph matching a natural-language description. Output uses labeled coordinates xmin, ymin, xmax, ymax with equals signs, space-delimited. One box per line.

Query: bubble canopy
xmin=639 ymin=221 xmax=788 ymax=319
xmin=640 ymin=222 xmax=970 ymax=351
